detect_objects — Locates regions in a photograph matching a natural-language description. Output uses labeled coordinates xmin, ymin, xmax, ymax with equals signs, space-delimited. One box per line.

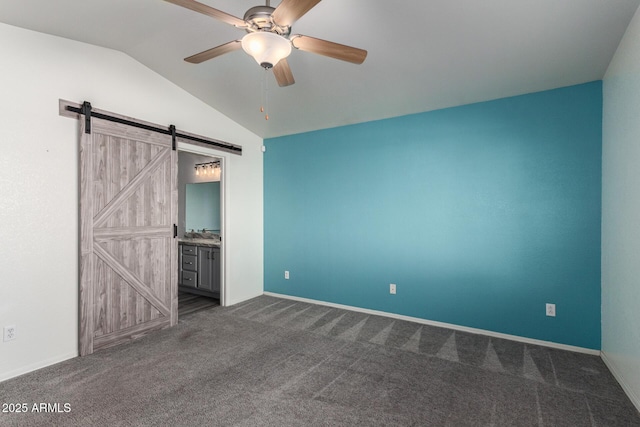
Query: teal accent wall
xmin=264 ymin=82 xmax=602 ymax=349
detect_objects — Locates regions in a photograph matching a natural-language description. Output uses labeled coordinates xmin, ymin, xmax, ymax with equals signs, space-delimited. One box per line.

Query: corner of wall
xmin=601 ymin=2 xmax=640 ymax=412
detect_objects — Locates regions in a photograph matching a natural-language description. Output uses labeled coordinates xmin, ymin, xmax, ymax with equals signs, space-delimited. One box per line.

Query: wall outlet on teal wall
xmin=546 ymin=303 xmax=556 ymax=317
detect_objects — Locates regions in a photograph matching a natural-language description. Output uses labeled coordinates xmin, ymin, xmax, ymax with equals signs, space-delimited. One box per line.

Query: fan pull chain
xmin=260 ymin=69 xmax=269 ymax=120
xmin=260 ymin=70 xmax=265 ymax=114
xmin=264 ymin=69 xmax=269 ymax=120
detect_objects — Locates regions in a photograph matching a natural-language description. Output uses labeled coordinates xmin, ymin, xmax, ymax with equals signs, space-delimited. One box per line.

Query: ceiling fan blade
xmin=273 ymin=58 xmax=295 ymax=87
xmin=272 ymin=0 xmax=322 ymax=27
xmin=164 ymin=0 xmax=246 ymax=27
xmin=292 ymin=35 xmax=367 ymax=64
xmin=184 ymin=40 xmax=241 ymax=64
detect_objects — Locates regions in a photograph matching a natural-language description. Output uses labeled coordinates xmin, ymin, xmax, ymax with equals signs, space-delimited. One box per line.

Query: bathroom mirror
xmin=185 ymin=182 xmax=220 ymax=233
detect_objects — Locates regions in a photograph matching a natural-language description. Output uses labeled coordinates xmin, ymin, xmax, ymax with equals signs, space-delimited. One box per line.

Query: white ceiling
xmin=1 ymin=0 xmax=638 ymax=138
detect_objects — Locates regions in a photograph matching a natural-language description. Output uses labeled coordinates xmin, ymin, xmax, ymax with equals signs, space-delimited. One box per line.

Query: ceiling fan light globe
xmin=241 ymin=32 xmax=291 ymax=69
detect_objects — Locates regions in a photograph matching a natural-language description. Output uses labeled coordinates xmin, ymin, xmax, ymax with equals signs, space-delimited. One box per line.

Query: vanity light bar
xmin=194 ymin=161 xmax=221 ymax=176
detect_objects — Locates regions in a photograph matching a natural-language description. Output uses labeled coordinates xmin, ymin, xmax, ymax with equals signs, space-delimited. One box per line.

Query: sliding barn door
xmin=79 ymin=116 xmax=177 ymax=356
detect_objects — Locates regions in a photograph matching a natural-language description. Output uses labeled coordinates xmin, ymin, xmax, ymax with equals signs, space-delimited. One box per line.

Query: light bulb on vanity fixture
xmin=194 ymin=161 xmax=221 ymax=178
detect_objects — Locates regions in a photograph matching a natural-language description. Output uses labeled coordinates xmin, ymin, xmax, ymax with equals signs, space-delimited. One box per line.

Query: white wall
xmin=0 ymin=23 xmax=264 ymax=381
xmin=602 ymin=4 xmax=640 ymax=411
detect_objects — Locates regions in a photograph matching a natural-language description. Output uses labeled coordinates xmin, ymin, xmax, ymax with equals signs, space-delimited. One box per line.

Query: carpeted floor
xmin=1 ymin=295 xmax=639 ymax=426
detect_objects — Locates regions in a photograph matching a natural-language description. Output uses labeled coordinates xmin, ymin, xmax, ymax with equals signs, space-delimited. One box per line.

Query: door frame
xmin=177 ymin=142 xmax=229 ymax=307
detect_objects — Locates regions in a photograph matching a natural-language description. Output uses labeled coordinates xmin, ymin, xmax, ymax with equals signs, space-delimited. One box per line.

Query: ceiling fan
xmin=164 ymin=0 xmax=368 ymax=87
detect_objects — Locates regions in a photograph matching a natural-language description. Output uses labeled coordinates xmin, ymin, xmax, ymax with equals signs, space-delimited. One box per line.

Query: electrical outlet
xmin=3 ymin=325 xmax=16 ymax=342
xmin=546 ymin=303 xmax=556 ymax=317
xmin=284 ymin=270 xmax=289 ymax=280
xmin=390 ymin=284 xmax=396 ymax=295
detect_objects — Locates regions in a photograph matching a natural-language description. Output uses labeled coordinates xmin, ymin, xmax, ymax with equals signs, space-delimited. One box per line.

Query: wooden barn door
xmin=79 ymin=116 xmax=178 ymax=356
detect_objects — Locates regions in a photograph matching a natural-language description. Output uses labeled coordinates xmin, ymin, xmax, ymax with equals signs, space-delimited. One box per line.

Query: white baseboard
xmin=601 ymin=351 xmax=640 ymax=413
xmin=263 ymin=292 xmax=601 ymax=355
xmin=226 ymin=290 xmax=264 ymax=308
xmin=0 ymin=351 xmax=78 ymax=383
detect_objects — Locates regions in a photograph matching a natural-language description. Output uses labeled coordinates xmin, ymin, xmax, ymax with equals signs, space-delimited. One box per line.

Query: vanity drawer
xmin=182 ymin=254 xmax=197 ymax=271
xmin=182 ymin=245 xmax=197 ymax=256
xmin=181 ymin=270 xmax=197 ymax=287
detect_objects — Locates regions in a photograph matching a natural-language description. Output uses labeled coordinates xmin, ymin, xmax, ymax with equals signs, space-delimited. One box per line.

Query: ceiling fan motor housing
xmin=243 ymin=5 xmax=290 ymax=36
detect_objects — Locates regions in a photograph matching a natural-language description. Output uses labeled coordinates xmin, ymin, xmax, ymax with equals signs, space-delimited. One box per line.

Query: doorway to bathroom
xmin=177 ymin=147 xmax=227 ymax=316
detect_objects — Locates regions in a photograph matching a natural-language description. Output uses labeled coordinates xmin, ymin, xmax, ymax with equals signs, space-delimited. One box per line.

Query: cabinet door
xmin=210 ymin=247 xmax=221 ymax=294
xmin=197 ymin=247 xmax=213 ymax=292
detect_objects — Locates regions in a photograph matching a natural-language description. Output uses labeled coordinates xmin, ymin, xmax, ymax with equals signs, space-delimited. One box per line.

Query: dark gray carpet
xmin=1 ymin=295 xmax=638 ymax=426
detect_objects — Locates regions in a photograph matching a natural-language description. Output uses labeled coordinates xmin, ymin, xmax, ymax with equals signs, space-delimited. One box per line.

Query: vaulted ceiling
xmin=1 ymin=0 xmax=638 ymax=138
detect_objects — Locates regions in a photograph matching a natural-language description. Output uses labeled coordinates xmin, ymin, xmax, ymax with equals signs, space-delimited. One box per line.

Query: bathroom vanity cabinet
xmin=179 ymin=242 xmax=220 ymax=298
